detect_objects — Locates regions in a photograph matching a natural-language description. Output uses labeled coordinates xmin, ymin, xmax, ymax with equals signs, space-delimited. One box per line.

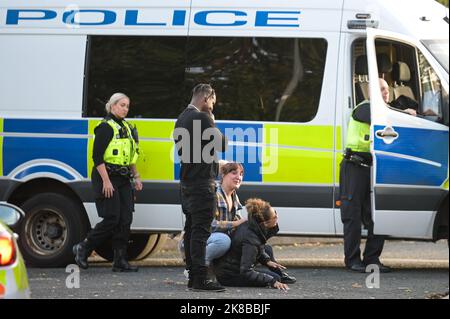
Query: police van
xmin=0 ymin=0 xmax=448 ymax=267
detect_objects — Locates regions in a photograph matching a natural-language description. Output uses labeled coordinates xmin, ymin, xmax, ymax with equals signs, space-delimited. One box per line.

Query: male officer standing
xmin=339 ymin=79 xmax=392 ymax=273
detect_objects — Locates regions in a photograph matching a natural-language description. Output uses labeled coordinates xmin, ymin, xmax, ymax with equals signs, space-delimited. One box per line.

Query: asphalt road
xmin=27 ymin=266 xmax=448 ymax=299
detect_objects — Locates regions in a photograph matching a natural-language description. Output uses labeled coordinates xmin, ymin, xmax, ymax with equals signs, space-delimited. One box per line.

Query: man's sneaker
xmin=192 ymin=279 xmax=226 ymax=292
xmin=183 ymin=269 xmax=190 ymax=279
xmin=346 ymin=262 xmax=366 ymax=273
xmin=364 ymin=262 xmax=392 ymax=273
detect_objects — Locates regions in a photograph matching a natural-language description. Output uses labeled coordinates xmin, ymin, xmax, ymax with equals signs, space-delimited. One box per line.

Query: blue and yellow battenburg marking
xmin=2 ymin=118 xmax=338 ymax=185
xmin=2 ymin=119 xmax=88 ymax=179
xmin=2 ymin=118 xmax=448 ymax=188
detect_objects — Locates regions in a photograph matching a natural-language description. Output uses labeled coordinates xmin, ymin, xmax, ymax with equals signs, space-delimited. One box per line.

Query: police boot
xmin=112 ymin=248 xmax=138 ymax=272
xmin=73 ymin=240 xmax=92 ymax=270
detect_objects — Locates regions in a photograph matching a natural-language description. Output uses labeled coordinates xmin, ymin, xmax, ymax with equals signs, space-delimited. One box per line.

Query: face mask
xmin=265 ymin=224 xmax=279 ymax=238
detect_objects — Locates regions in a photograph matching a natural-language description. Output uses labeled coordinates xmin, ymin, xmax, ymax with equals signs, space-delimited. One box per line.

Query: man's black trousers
xmin=181 ymin=182 xmax=216 ymax=279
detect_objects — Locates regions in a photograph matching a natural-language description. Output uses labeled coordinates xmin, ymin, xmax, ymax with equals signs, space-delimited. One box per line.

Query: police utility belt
xmin=106 ymin=163 xmax=132 ymax=177
xmin=344 ymin=148 xmax=372 ymax=168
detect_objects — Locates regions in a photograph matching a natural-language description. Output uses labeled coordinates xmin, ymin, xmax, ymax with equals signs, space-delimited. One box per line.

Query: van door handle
xmin=376 ymin=131 xmax=398 ymax=138
xmin=375 ymin=126 xmax=399 ymax=144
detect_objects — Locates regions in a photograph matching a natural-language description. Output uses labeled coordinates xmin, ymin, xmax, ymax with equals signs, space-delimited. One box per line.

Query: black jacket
xmin=214 ymin=218 xmax=278 ymax=287
xmin=174 ymin=105 xmax=227 ymax=183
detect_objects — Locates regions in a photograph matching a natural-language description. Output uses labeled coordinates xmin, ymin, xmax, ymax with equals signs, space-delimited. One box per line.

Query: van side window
xmin=85 ymin=36 xmax=188 ymax=119
xmin=85 ymin=36 xmax=327 ymax=122
xmin=417 ymin=50 xmax=449 ymax=125
xmin=185 ymin=37 xmax=327 ymax=122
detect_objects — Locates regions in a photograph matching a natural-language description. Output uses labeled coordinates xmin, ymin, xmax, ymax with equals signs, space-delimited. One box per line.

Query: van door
xmin=366 ymin=28 xmax=449 ymax=239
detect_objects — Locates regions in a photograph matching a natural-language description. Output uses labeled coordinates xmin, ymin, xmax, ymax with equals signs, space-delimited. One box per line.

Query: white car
xmin=0 ymin=202 xmax=30 ymax=299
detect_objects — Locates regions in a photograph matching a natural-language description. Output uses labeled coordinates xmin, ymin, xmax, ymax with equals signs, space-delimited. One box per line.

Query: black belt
xmin=106 ymin=164 xmax=131 ymax=177
xmin=344 ymin=149 xmax=372 ymax=167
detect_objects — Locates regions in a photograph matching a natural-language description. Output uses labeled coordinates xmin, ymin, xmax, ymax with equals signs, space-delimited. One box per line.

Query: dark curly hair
xmin=245 ymin=198 xmax=272 ymax=224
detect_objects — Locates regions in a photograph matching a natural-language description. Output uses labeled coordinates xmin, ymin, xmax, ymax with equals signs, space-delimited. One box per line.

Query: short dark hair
xmin=192 ymin=83 xmax=215 ymax=100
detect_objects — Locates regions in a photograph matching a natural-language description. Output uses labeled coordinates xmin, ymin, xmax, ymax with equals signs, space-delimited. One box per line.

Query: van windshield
xmin=421 ymin=39 xmax=449 ymax=74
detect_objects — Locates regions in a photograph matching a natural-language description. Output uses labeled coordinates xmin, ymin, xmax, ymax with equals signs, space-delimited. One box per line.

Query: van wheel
xmin=135 ymin=234 xmax=168 ymax=260
xmin=94 ymin=234 xmax=162 ymax=261
xmin=18 ymin=193 xmax=88 ymax=267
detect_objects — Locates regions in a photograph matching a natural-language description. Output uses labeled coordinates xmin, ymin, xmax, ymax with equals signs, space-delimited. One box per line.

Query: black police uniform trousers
xmin=339 ymin=159 xmax=385 ymax=267
xmin=180 ymin=181 xmax=216 ymax=280
xmin=86 ymin=170 xmax=134 ymax=251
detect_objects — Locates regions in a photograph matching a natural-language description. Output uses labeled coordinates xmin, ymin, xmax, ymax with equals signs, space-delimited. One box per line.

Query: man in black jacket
xmin=174 ymin=84 xmax=228 ymax=292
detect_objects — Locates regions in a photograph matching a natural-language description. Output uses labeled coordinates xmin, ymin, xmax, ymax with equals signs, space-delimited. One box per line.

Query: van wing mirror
xmin=0 ymin=203 xmax=25 ymax=227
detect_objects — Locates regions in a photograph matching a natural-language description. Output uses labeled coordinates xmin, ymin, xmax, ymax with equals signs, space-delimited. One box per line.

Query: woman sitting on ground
xmin=180 ymin=162 xmax=246 ymax=279
xmin=205 ymin=162 xmax=247 ymax=267
xmin=213 ymin=198 xmax=296 ymax=291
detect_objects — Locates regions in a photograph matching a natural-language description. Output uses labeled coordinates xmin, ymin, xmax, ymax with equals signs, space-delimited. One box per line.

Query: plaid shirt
xmin=211 ymin=184 xmax=243 ymax=234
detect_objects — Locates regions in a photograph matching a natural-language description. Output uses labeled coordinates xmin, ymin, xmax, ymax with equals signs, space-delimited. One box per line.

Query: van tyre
xmin=18 ymin=193 xmax=88 ymax=267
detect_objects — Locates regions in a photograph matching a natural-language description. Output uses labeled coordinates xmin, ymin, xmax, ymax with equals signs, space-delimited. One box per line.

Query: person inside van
xmin=213 ymin=198 xmax=296 ymax=291
xmin=382 ymin=79 xmax=418 ymax=116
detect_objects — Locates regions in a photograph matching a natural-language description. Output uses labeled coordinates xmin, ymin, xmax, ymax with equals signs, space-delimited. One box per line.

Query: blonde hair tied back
xmin=105 ymin=93 xmax=129 ymax=114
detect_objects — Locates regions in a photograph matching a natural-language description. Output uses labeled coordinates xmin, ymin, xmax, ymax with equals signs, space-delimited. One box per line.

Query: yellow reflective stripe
xmin=137 ymin=140 xmax=174 ymax=181
xmin=336 ymin=126 xmax=342 ymax=151
xmin=262 ymin=124 xmax=334 ymax=183
xmin=442 ymin=178 xmax=449 ymax=191
xmin=87 ymin=120 xmax=101 ymax=178
xmin=127 ymin=120 xmax=175 ymax=139
xmin=0 ymin=118 xmax=3 ymax=176
xmin=263 ymin=147 xmax=333 ymax=184
xmin=13 ymin=256 xmax=29 ymax=291
xmin=264 ymin=124 xmax=334 ymax=150
xmin=0 ymin=269 xmax=6 ymax=286
xmin=128 ymin=121 xmax=175 ymax=180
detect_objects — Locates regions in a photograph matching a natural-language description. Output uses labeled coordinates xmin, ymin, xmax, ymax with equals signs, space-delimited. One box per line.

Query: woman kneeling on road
xmin=213 ymin=198 xmax=296 ymax=291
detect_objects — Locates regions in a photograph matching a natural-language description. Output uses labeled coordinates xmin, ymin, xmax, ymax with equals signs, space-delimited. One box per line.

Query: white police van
xmin=0 ymin=0 xmax=448 ymax=267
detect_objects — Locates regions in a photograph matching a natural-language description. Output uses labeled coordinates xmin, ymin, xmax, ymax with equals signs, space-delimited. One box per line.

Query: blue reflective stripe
xmin=218 ymin=122 xmax=262 ymax=182
xmin=3 ymin=137 xmax=87 ymax=178
xmin=374 ymin=125 xmax=448 ymax=186
xmin=4 ymin=119 xmax=87 ymax=135
xmin=376 ymin=154 xmax=445 ymax=186
xmin=374 ymin=126 xmax=448 ymax=164
xmin=174 ymin=122 xmax=263 ymax=182
xmin=14 ymin=165 xmax=75 ymax=181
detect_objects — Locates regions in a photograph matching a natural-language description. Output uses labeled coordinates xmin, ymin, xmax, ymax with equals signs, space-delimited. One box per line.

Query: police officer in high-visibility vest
xmin=340 ymin=79 xmax=392 ymax=273
xmin=73 ymin=93 xmax=142 ymax=272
